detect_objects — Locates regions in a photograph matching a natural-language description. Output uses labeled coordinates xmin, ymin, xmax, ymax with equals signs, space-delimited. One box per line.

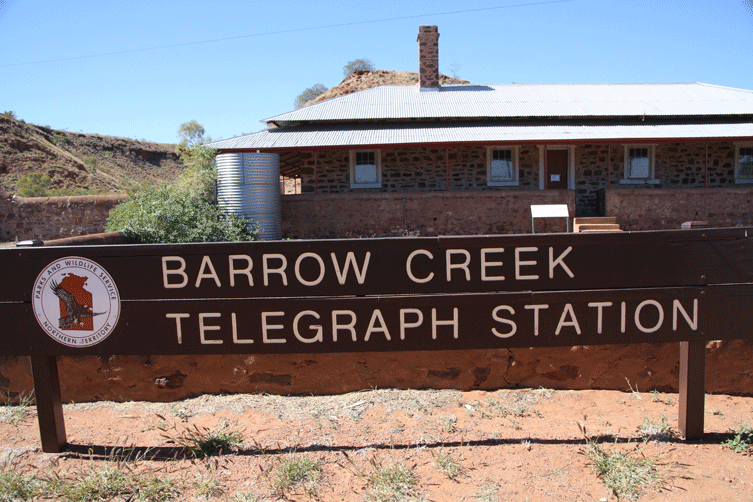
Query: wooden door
xmin=547 ymin=150 xmax=569 ymax=189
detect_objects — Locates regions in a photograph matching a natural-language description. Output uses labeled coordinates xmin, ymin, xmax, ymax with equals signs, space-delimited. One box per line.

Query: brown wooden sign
xmin=3 ymin=285 xmax=752 ymax=355
xmin=2 ymin=227 xmax=752 ymax=451
xmin=2 ymin=228 xmax=752 ymax=356
xmin=3 ymin=228 xmax=752 ymax=304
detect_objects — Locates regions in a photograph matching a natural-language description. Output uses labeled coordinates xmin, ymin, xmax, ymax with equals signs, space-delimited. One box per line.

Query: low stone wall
xmin=606 ymin=187 xmax=753 ymax=231
xmin=282 ymin=189 xmax=576 ymax=238
xmin=0 ymin=192 xmax=127 ymax=241
xmin=2 ymin=340 xmax=752 ymax=403
xmin=6 ymin=186 xmax=751 ymax=242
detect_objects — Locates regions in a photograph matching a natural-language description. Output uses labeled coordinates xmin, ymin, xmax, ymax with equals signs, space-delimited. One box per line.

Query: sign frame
xmin=3 ymin=227 xmax=753 ymax=452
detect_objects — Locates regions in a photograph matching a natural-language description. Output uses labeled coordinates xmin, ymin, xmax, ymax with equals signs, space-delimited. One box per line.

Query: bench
xmin=573 ymin=217 xmax=622 ymax=233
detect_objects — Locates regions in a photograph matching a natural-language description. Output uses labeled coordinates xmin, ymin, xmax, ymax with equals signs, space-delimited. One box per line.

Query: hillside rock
xmin=304 ymin=69 xmax=471 ymax=106
xmin=0 ymin=114 xmax=184 ymax=195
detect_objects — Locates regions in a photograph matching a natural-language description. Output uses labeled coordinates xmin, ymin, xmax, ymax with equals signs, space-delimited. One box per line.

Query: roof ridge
xmin=263 ymin=85 xmax=407 ymax=124
xmin=257 ymin=81 xmax=753 ymax=128
xmin=693 ymin=82 xmax=753 ymax=93
xmin=486 ymin=82 xmax=697 ymax=86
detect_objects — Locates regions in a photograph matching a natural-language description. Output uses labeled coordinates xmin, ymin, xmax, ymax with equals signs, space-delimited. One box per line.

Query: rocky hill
xmin=0 ymin=114 xmax=184 ymax=195
xmin=304 ymin=69 xmax=470 ymax=106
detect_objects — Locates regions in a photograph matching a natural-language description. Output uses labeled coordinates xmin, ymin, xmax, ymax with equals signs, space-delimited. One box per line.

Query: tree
xmin=294 ymin=84 xmax=328 ymax=109
xmin=176 ymin=143 xmax=217 ymax=201
xmin=176 ymin=120 xmax=216 ymax=201
xmin=177 ymin=120 xmax=206 ymax=147
xmin=106 ymin=122 xmax=259 ymax=244
xmin=343 ymin=58 xmax=374 ymax=77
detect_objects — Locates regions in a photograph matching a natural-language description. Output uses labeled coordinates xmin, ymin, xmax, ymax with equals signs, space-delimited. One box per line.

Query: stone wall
xmin=300 ymin=146 xmax=540 ymax=194
xmin=0 ymin=191 xmax=127 ymax=241
xmin=2 ymin=340 xmax=752 ymax=403
xmin=600 ymin=142 xmax=735 ymax=188
xmin=577 ymin=141 xmax=737 ymax=216
xmin=282 ymin=189 xmax=575 ymax=238
xmin=297 ymin=141 xmax=737 ymax=218
xmin=606 ymin=186 xmax=753 ymax=230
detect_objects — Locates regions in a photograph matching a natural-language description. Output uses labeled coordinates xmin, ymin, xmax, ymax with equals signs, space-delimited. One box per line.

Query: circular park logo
xmin=32 ymin=257 xmax=120 ymax=348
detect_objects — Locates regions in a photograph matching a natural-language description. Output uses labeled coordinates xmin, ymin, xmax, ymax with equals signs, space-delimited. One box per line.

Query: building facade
xmin=210 ymin=26 xmax=753 ymax=238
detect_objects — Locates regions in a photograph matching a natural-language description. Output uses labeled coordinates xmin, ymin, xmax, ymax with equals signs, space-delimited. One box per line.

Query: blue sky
xmin=1 ymin=0 xmax=752 ymax=145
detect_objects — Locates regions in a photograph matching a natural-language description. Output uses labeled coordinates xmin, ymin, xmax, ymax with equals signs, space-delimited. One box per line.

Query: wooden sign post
xmin=2 ymin=228 xmax=752 ymax=452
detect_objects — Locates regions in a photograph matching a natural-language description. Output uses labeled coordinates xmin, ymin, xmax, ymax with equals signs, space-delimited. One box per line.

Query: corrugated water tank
xmin=216 ymin=152 xmax=281 ymax=240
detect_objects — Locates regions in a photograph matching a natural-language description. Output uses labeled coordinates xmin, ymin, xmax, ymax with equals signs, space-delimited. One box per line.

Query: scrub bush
xmin=16 ymin=173 xmax=51 ymax=197
xmin=105 ymin=185 xmax=258 ymax=244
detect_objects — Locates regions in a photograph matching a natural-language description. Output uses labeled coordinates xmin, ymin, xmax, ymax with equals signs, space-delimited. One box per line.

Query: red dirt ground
xmin=1 ymin=388 xmax=752 ymax=501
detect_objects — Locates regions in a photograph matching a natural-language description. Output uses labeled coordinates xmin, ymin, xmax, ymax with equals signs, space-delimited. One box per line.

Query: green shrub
xmin=583 ymin=437 xmax=664 ymax=500
xmin=123 ymin=179 xmax=154 ymax=197
xmin=83 ymin=157 xmax=97 ymax=173
xmin=295 ymin=84 xmax=328 ymax=109
xmin=157 ymin=416 xmax=244 ymax=457
xmin=271 ymin=454 xmax=323 ymax=496
xmin=16 ymin=173 xmax=51 ymax=197
xmin=105 ymin=185 xmax=258 ymax=244
xmin=367 ymin=459 xmax=418 ymax=502
xmin=59 ymin=466 xmax=130 ymax=501
xmin=725 ymin=423 xmax=753 ymax=453
xmin=52 ymin=132 xmax=68 ymax=147
xmin=343 ymin=58 xmax=375 ymax=77
xmin=108 ymin=120 xmax=258 ymax=244
xmin=0 ymin=466 xmax=52 ymax=501
xmin=175 ymin=144 xmax=217 ymax=202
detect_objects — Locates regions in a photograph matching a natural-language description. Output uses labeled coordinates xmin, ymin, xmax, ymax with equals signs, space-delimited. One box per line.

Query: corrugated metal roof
xmin=263 ymin=83 xmax=753 ymax=125
xmin=208 ymin=122 xmax=753 ymax=150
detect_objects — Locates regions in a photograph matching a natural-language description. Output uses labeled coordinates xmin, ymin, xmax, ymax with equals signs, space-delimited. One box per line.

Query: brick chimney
xmin=417 ymin=25 xmax=440 ymax=91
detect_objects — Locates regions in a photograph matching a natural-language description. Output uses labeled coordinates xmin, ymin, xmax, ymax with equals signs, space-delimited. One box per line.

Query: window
xmin=735 ymin=145 xmax=753 ymax=183
xmin=621 ymin=145 xmax=657 ymax=184
xmin=487 ymin=147 xmax=519 ymax=186
xmin=627 ymin=147 xmax=650 ymax=178
xmin=349 ymin=150 xmax=381 ymax=188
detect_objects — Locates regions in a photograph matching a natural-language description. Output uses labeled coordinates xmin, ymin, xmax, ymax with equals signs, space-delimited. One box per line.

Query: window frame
xmin=621 ymin=145 xmax=658 ymax=185
xmin=486 ymin=146 xmax=519 ymax=187
xmin=349 ymin=150 xmax=382 ymax=189
xmin=735 ymin=143 xmax=753 ymax=184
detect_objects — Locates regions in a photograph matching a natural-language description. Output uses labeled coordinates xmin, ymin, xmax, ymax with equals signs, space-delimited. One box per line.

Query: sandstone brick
xmin=2 ymin=340 xmax=751 ymax=402
xmin=282 ymin=189 xmax=574 ymax=238
xmin=0 ymin=194 xmax=127 ymax=241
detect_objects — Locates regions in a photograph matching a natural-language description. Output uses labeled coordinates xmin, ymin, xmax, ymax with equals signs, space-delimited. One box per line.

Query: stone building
xmin=209 ymin=26 xmax=753 ymax=238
